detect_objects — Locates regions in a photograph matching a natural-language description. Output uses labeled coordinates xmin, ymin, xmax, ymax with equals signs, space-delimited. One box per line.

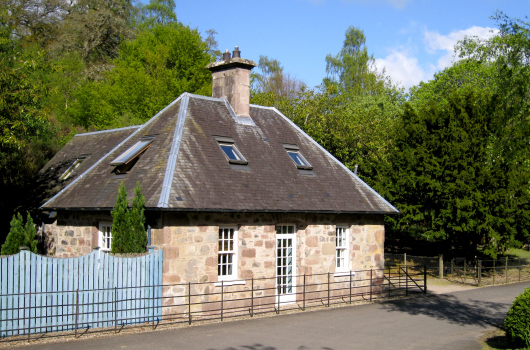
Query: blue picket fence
xmin=0 ymin=248 xmax=163 ymax=338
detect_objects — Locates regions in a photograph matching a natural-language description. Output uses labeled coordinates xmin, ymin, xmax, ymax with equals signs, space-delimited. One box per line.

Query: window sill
xmin=334 ymin=271 xmax=356 ymax=277
xmin=214 ymin=280 xmax=246 ymax=287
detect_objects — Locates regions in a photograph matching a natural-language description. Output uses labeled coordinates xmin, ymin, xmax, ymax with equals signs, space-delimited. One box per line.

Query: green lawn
xmin=506 ymin=248 xmax=530 ymax=260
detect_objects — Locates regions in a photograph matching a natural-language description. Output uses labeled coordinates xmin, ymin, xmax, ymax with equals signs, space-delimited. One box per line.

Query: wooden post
xmin=505 ymin=257 xmax=508 ymax=284
xmin=439 ymin=254 xmax=444 ymax=279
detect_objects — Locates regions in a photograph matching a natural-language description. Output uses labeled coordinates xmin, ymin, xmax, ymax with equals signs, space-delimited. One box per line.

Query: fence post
xmin=349 ymin=271 xmax=352 ymax=304
xmin=478 ymin=260 xmax=482 ymax=287
xmin=188 ymin=282 xmax=192 ymax=325
xmin=75 ymin=289 xmax=79 ymax=339
xmin=505 ymin=257 xmax=508 ymax=284
xmin=404 ymin=253 xmax=407 ymax=268
xmin=370 ymin=269 xmax=373 ymax=302
xmin=424 ymin=265 xmax=427 ymax=294
xmin=303 ymin=274 xmax=306 ymax=311
xmin=439 ymin=254 xmax=444 ymax=279
xmin=327 ymin=272 xmax=330 ymax=307
xmin=493 ymin=259 xmax=497 ymax=285
xmin=152 ymin=284 xmax=156 ymax=329
xmin=519 ymin=258 xmax=521 ymax=282
xmin=114 ymin=287 xmax=117 ymax=334
xmin=451 ymin=259 xmax=454 ymax=276
xmin=405 ymin=266 xmax=408 ymax=297
xmin=388 ymin=265 xmax=391 ymax=298
xmin=464 ymin=259 xmax=467 ymax=284
xmin=250 ymin=278 xmax=254 ymax=317
xmin=27 ymin=291 xmax=31 ymax=342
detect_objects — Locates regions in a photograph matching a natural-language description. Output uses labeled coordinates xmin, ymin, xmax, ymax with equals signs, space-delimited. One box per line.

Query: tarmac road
xmin=15 ymin=281 xmax=530 ymax=350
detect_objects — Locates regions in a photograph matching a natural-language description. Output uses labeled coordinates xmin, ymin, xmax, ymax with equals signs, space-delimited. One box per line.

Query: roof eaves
xmin=157 ymin=93 xmax=190 ymax=208
xmin=268 ymin=106 xmax=400 ymax=214
xmin=41 ymin=93 xmax=188 ymax=209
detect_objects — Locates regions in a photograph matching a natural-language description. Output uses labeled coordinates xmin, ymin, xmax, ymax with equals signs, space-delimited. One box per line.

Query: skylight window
xmin=283 ymin=144 xmax=313 ymax=170
xmin=110 ymin=136 xmax=154 ymax=174
xmin=59 ymin=155 xmax=88 ymax=181
xmin=215 ymin=136 xmax=248 ymax=165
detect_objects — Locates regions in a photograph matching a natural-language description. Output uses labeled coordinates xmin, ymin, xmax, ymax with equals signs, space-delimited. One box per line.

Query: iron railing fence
xmin=1 ymin=266 xmax=426 ymax=343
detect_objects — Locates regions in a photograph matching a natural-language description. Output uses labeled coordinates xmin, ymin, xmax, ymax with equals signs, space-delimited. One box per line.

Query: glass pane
xmin=288 ymin=151 xmax=307 ymax=166
xmin=220 ymin=144 xmax=242 ymax=161
xmin=288 ymin=226 xmax=294 ymax=234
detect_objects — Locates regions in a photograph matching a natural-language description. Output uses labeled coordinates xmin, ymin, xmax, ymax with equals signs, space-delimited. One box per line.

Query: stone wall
xmin=41 ymin=211 xmax=111 ymax=257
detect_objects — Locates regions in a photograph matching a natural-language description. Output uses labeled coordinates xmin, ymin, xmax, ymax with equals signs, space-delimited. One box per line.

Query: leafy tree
xmin=380 ymin=90 xmax=530 ymax=258
xmin=251 ymin=56 xmax=305 ymax=98
xmin=69 ymin=22 xmax=214 ymax=129
xmin=111 ymin=183 xmax=130 ymax=253
xmin=324 ymin=26 xmax=390 ymax=96
xmin=110 ymin=182 xmax=146 ymax=253
xmin=1 ymin=212 xmax=37 ymax=255
xmin=137 ymin=0 xmax=177 ymax=29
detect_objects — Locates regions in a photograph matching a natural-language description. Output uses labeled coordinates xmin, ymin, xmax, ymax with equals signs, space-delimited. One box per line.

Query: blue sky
xmin=176 ymin=0 xmax=529 ymax=91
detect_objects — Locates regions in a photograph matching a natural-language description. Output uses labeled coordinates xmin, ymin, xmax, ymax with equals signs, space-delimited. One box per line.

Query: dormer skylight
xmin=111 ymin=136 xmax=155 ymax=174
xmin=59 ymin=155 xmax=88 ymax=181
xmin=283 ymin=144 xmax=313 ymax=170
xmin=214 ymin=136 xmax=248 ymax=165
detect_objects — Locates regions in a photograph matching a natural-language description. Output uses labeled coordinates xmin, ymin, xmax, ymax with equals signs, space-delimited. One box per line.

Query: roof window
xmin=215 ymin=136 xmax=248 ymax=165
xmin=283 ymin=144 xmax=313 ymax=170
xmin=111 ymin=136 xmax=154 ymax=174
xmin=59 ymin=155 xmax=88 ymax=181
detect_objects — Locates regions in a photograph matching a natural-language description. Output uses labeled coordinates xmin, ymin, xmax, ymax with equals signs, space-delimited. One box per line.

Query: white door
xmin=276 ymin=225 xmax=296 ymax=304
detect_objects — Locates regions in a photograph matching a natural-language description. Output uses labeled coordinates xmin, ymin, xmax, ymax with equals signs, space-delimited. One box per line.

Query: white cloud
xmin=424 ymin=26 xmax=498 ymax=70
xmin=375 ymin=26 xmax=498 ymax=90
xmin=375 ymin=50 xmax=434 ymax=90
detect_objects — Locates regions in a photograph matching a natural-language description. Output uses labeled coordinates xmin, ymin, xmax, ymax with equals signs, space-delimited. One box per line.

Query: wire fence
xmin=0 ymin=266 xmax=426 ymax=344
xmin=386 ymin=253 xmax=530 ymax=286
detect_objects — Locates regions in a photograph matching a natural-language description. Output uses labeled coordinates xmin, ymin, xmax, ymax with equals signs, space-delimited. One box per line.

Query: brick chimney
xmin=207 ymin=47 xmax=257 ymax=117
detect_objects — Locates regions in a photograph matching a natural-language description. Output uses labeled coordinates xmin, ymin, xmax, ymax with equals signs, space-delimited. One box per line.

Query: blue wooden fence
xmin=0 ymin=248 xmax=163 ymax=337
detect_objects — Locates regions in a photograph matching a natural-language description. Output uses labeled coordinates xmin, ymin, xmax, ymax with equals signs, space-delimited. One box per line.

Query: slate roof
xmin=41 ymin=93 xmax=398 ymax=214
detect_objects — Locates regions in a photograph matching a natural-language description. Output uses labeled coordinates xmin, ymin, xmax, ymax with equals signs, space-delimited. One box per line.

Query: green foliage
xmin=110 ymin=182 xmax=146 ymax=253
xmin=1 ymin=212 xmax=37 ymax=255
xmin=504 ymin=287 xmax=530 ymax=348
xmin=129 ymin=182 xmax=147 ymax=253
xmin=137 ymin=0 xmax=177 ymax=29
xmin=111 ymin=183 xmax=130 ymax=253
xmin=380 ymin=90 xmax=530 ymax=257
xmin=324 ymin=26 xmax=391 ymax=96
xmin=251 ymin=56 xmax=305 ymax=98
xmin=69 ymin=22 xmax=213 ymax=129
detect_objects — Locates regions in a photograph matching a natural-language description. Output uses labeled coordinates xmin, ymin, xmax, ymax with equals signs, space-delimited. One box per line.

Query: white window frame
xmin=276 ymin=224 xmax=297 ymax=304
xmin=218 ymin=226 xmax=238 ymax=281
xmin=98 ymin=222 xmax=113 ymax=252
xmin=335 ymin=225 xmax=349 ymax=273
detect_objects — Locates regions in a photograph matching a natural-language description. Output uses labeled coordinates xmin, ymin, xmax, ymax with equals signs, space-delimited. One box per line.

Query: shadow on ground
xmin=207 ymin=345 xmax=334 ymax=350
xmin=382 ymin=294 xmax=509 ymax=328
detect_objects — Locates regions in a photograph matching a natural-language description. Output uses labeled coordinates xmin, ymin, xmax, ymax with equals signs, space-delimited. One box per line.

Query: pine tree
xmin=1 ymin=212 xmax=38 ymax=255
xmin=129 ymin=182 xmax=147 ymax=253
xmin=111 ymin=183 xmax=130 ymax=254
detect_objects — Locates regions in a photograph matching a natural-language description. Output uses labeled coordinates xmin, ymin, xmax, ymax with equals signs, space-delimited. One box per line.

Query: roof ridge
xmin=41 ymin=94 xmax=189 ymax=209
xmin=157 ymin=93 xmax=190 ymax=208
xmin=75 ymin=125 xmax=141 ymax=137
xmin=269 ymin=106 xmax=399 ymax=213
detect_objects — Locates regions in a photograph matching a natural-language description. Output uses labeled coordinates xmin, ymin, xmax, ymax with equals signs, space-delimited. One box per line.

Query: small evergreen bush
xmin=110 ymin=182 xmax=147 ymax=253
xmin=1 ymin=212 xmax=38 ymax=255
xmin=504 ymin=287 xmax=530 ymax=348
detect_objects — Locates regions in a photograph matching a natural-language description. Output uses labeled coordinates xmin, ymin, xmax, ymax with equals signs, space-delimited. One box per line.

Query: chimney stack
xmin=207 ymin=47 xmax=257 ymax=117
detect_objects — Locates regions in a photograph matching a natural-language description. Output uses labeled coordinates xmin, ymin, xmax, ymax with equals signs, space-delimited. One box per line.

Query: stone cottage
xmin=38 ymin=47 xmax=398 ymax=306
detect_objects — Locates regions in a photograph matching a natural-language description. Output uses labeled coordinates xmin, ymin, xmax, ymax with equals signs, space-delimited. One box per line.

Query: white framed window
xmin=276 ymin=224 xmax=297 ymax=304
xmin=282 ymin=144 xmax=312 ymax=170
xmin=214 ymin=136 xmax=248 ymax=165
xmin=335 ymin=226 xmax=349 ymax=272
xmin=98 ymin=222 xmax=113 ymax=252
xmin=218 ymin=226 xmax=238 ymax=280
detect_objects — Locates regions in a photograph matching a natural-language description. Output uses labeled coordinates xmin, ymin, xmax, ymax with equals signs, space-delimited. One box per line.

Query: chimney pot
xmin=232 ymin=46 xmax=241 ymax=58
xmin=222 ymin=49 xmax=231 ymax=61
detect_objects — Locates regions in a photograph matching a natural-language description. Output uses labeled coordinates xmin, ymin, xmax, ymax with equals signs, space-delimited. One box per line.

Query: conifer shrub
xmin=1 ymin=212 xmax=38 ymax=255
xmin=504 ymin=287 xmax=530 ymax=348
xmin=110 ymin=182 xmax=147 ymax=253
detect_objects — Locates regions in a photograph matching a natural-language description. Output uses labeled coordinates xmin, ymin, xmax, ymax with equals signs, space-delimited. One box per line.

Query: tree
xmin=111 ymin=183 xmax=129 ymax=253
xmin=129 ymin=182 xmax=147 ymax=253
xmin=1 ymin=212 xmax=37 ymax=255
xmin=380 ymin=90 xmax=530 ymax=258
xmin=137 ymin=0 xmax=177 ymax=29
xmin=251 ymin=56 xmax=305 ymax=98
xmin=110 ymin=182 xmax=147 ymax=253
xmin=69 ymin=22 xmax=214 ymax=129
xmin=324 ymin=26 xmax=390 ymax=96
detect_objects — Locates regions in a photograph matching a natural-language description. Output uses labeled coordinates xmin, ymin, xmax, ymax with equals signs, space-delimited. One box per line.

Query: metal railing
xmin=0 ymin=266 xmax=426 ymax=343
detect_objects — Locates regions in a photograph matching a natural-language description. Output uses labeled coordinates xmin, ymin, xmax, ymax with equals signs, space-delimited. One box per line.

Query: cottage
xmin=38 ymin=47 xmax=398 ymax=305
